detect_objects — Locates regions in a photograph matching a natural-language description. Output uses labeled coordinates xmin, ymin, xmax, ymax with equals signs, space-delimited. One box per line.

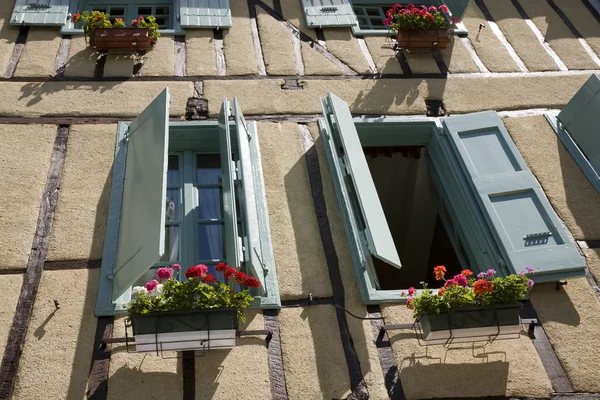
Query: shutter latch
xmin=523 ymin=232 xmax=553 ymax=240
xmin=320 ymin=6 xmax=339 ymax=12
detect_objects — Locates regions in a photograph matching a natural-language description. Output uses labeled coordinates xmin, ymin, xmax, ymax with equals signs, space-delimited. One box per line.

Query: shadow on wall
xmin=18 ymin=81 xmax=121 ymax=107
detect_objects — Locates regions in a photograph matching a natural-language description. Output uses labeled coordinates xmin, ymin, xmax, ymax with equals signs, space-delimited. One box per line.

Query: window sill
xmin=60 ymin=27 xmax=186 ymax=36
xmin=351 ymin=22 xmax=468 ymax=37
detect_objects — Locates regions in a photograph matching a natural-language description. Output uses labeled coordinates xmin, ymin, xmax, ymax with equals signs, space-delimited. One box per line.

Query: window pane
xmin=196 ymin=154 xmax=222 ymax=185
xmin=167 ymin=155 xmax=180 ymax=185
xmin=366 ymin=7 xmax=381 ymax=16
xmin=155 ymin=17 xmax=168 ymax=27
xmin=156 ymin=6 xmax=170 ymax=14
xmin=111 ymin=7 xmax=125 ymax=16
xmin=137 ymin=7 xmax=152 ymax=15
xmin=197 ymin=188 xmax=222 ymax=220
xmin=166 ymin=189 xmax=180 ymax=221
xmin=197 ymin=224 xmax=224 ymax=260
xmin=159 ymin=225 xmax=180 ymax=262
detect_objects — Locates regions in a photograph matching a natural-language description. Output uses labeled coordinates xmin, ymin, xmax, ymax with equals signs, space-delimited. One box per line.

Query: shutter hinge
xmin=253 ymin=247 xmax=268 ymax=273
xmin=320 ymin=6 xmax=339 ymax=12
xmin=122 ymin=127 xmax=131 ymax=142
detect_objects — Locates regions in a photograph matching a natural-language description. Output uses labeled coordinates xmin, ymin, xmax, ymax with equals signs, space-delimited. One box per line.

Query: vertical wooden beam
xmin=86 ymin=317 xmax=114 ymax=400
xmin=4 ymin=26 xmax=29 ymax=79
xmin=264 ymin=309 xmax=288 ymax=400
xmin=53 ymin=36 xmax=71 ymax=78
xmin=248 ymin=0 xmax=267 ymax=76
xmin=214 ymin=30 xmax=227 ymax=76
xmin=0 ymin=126 xmax=69 ymax=400
xmin=182 ymin=351 xmax=195 ymax=400
xmin=174 ymin=36 xmax=187 ymax=77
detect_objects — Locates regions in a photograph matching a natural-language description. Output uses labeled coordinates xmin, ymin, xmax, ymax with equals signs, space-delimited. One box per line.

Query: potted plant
xmin=405 ymin=266 xmax=535 ymax=343
xmin=72 ymin=11 xmax=161 ymax=50
xmin=125 ymin=263 xmax=260 ymax=353
xmin=384 ymin=3 xmax=458 ymax=49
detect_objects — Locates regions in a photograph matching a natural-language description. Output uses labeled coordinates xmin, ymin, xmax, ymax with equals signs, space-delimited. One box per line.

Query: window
xmin=10 ymin=0 xmax=233 ymax=31
xmin=95 ymin=89 xmax=280 ymax=316
xmin=320 ymin=93 xmax=586 ymax=304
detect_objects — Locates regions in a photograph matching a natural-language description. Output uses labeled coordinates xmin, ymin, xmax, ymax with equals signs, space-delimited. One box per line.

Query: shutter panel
xmin=232 ymin=98 xmax=265 ymax=291
xmin=442 ymin=111 xmax=585 ymax=281
xmin=441 ymin=0 xmax=471 ymax=21
xmin=301 ymin=0 xmax=357 ymax=28
xmin=558 ymin=74 xmax=600 ymax=173
xmin=112 ymin=88 xmax=170 ymax=301
xmin=322 ymin=93 xmax=401 ymax=269
xmin=11 ymin=0 xmax=70 ymax=26
xmin=219 ymin=100 xmax=240 ymax=269
xmin=179 ymin=0 xmax=232 ymax=28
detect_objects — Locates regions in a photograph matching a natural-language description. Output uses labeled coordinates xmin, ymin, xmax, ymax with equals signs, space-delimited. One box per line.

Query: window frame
xmin=96 ymin=119 xmax=280 ymax=316
xmin=61 ymin=0 xmax=184 ymax=35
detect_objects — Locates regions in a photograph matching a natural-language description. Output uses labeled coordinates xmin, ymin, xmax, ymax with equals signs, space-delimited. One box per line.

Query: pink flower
xmin=406 ymin=3 xmax=414 ymax=9
xmin=131 ymin=20 xmax=139 ymax=26
xmin=440 ymin=4 xmax=449 ymax=13
xmin=518 ymin=271 xmax=525 ymax=277
xmin=146 ymin=279 xmax=159 ymax=291
xmin=453 ymin=274 xmax=469 ymax=287
xmin=408 ymin=287 xmax=416 ymax=296
xmin=428 ymin=6 xmax=437 ymax=12
xmin=526 ymin=266 xmax=534 ymax=273
xmin=156 ymin=267 xmax=172 ymax=280
xmin=452 ymin=16 xmax=459 ymax=24
xmin=172 ymin=264 xmax=181 ymax=270
xmin=527 ymin=279 xmax=535 ymax=289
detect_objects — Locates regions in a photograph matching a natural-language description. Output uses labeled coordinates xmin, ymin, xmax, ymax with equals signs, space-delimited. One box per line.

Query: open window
xmin=11 ymin=0 xmax=232 ymax=33
xmin=321 ymin=93 xmax=585 ymax=304
xmin=96 ymin=89 xmax=279 ymax=316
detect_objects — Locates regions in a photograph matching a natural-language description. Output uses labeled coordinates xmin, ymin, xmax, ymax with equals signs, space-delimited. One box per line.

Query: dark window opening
xmin=364 ymin=146 xmax=463 ymax=290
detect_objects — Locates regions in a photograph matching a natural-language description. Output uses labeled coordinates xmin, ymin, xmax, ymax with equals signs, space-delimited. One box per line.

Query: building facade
xmin=1 ymin=0 xmax=600 ymax=399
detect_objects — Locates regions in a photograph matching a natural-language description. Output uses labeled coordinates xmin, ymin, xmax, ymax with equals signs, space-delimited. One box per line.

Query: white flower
xmin=132 ymin=286 xmax=148 ymax=296
xmin=121 ymin=301 xmax=130 ymax=309
xmin=149 ymin=284 xmax=163 ymax=298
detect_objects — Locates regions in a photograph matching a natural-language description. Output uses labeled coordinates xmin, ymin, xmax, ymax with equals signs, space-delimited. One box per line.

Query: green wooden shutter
xmin=11 ymin=0 xmax=71 ymax=26
xmin=219 ymin=100 xmax=240 ymax=269
xmin=322 ymin=93 xmax=401 ymax=269
xmin=112 ymin=88 xmax=170 ymax=301
xmin=443 ymin=111 xmax=585 ymax=281
xmin=179 ymin=0 xmax=232 ymax=28
xmin=301 ymin=0 xmax=357 ymax=28
xmin=440 ymin=0 xmax=470 ymax=20
xmin=558 ymin=74 xmax=600 ymax=174
xmin=232 ymin=98 xmax=265 ymax=292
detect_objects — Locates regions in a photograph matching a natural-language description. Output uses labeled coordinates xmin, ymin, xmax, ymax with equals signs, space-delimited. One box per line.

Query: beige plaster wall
xmin=364 ymin=36 xmax=404 ymax=75
xmin=108 ymin=316 xmax=182 ymax=399
xmin=195 ymin=310 xmax=271 ymax=399
xmin=0 ymin=124 xmax=56 ymax=269
xmin=0 ymin=81 xmax=192 ymax=117
xmin=141 ymin=36 xmax=175 ymax=76
xmin=309 ymin=122 xmax=389 ymax=400
xmin=0 ymin=0 xmax=19 ymax=77
xmin=519 ymin=0 xmax=597 ymax=70
xmin=278 ymin=305 xmax=352 ymax=399
xmin=223 ymin=0 xmax=258 ymax=76
xmin=461 ymin=1 xmax=519 ymax=72
xmin=14 ymin=28 xmax=61 ymax=77
xmin=13 ymin=269 xmax=98 ymax=400
xmin=186 ymin=31 xmax=218 ymax=76
xmin=257 ymin=122 xmax=332 ymax=299
xmin=104 ymin=52 xmax=134 ymax=78
xmin=483 ymin=0 xmax=559 ymax=72
xmin=47 ymin=124 xmax=117 ymax=261
xmin=322 ymin=28 xmax=371 ymax=74
xmin=64 ymin=36 xmax=97 ymax=78
xmin=256 ymin=6 xmax=298 ymax=75
xmin=380 ymin=304 xmax=552 ymax=399
xmin=439 ymin=39 xmax=479 ymax=73
xmin=532 ymin=278 xmax=600 ymax=392
xmin=555 ymin=0 xmax=600 ymax=60
xmin=583 ymin=248 xmax=600 ymax=284
xmin=504 ymin=115 xmax=600 ymax=240
xmin=0 ymin=274 xmax=23 ymax=359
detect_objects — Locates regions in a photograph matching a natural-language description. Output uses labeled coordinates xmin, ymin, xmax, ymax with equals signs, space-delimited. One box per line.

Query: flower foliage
xmin=72 ymin=11 xmax=161 ymax=47
xmin=126 ymin=263 xmax=260 ymax=322
xmin=384 ymin=3 xmax=455 ymax=32
xmin=406 ymin=266 xmax=534 ymax=317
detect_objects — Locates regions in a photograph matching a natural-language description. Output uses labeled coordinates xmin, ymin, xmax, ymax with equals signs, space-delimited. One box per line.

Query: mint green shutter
xmin=440 ymin=0 xmax=471 ymax=20
xmin=112 ymin=89 xmax=170 ymax=301
xmin=443 ymin=111 xmax=585 ymax=281
xmin=11 ymin=0 xmax=70 ymax=26
xmin=558 ymin=74 xmax=600 ymax=174
xmin=232 ymin=98 xmax=265 ymax=291
xmin=219 ymin=100 xmax=240 ymax=269
xmin=322 ymin=93 xmax=401 ymax=269
xmin=301 ymin=0 xmax=357 ymax=28
xmin=179 ymin=0 xmax=232 ymax=28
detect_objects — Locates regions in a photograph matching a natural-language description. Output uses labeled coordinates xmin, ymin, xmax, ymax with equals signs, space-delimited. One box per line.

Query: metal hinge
xmin=524 ymin=231 xmax=553 ymax=240
xmin=320 ymin=6 xmax=339 ymax=12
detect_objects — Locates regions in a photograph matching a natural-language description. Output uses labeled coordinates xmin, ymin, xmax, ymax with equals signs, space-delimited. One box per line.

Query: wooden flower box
xmin=396 ymin=28 xmax=452 ymax=49
xmin=93 ymin=28 xmax=152 ymax=50
xmin=418 ymin=304 xmax=522 ymax=344
xmin=130 ymin=308 xmax=238 ymax=353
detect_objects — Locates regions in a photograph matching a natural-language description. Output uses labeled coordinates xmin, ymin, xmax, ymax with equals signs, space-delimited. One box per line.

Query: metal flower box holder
xmin=102 ymin=309 xmax=272 ymax=358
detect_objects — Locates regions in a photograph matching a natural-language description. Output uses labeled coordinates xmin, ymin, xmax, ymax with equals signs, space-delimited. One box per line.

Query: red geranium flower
xmin=433 ymin=265 xmax=446 ymax=281
xmin=71 ymin=13 xmax=80 ymax=23
xmin=185 ymin=264 xmax=208 ymax=279
xmin=245 ymin=277 xmax=261 ymax=288
xmin=473 ymin=279 xmax=493 ymax=295
xmin=235 ymin=271 xmax=249 ymax=285
xmin=224 ymin=266 xmax=236 ymax=280
xmin=461 ymin=269 xmax=473 ymax=277
xmin=216 ymin=262 xmax=228 ymax=272
xmin=201 ymin=274 xmax=217 ymax=284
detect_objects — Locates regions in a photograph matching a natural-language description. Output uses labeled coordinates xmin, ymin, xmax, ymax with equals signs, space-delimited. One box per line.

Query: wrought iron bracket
xmin=556 ymin=280 xmax=568 ymax=291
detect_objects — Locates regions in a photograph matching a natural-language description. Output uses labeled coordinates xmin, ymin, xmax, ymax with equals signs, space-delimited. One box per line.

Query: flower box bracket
xmin=380 ymin=305 xmax=525 ymax=347
xmin=117 ymin=312 xmax=272 ymax=357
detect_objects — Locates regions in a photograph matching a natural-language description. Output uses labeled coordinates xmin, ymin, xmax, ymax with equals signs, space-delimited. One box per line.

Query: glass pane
xmin=197 ymin=188 xmax=222 ymax=220
xmin=197 ymin=224 xmax=224 ymax=260
xmin=111 ymin=7 xmax=125 ymax=16
xmin=156 ymin=7 xmax=170 ymax=14
xmin=370 ymin=18 xmax=384 ymax=27
xmin=92 ymin=7 xmax=107 ymax=13
xmin=357 ymin=17 xmax=369 ymax=29
xmin=366 ymin=7 xmax=381 ymax=16
xmin=166 ymin=189 xmax=180 ymax=221
xmin=196 ymin=154 xmax=222 ymax=185
xmin=137 ymin=7 xmax=152 ymax=15
xmin=155 ymin=18 xmax=168 ymax=27
xmin=159 ymin=225 xmax=180 ymax=262
xmin=167 ymin=155 xmax=179 ymax=185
